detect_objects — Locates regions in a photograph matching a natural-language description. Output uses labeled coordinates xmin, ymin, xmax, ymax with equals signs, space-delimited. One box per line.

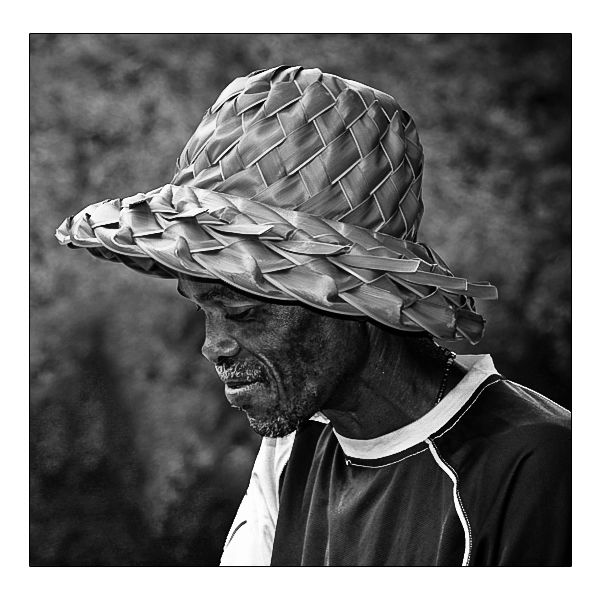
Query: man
xmin=56 ymin=66 xmax=571 ymax=566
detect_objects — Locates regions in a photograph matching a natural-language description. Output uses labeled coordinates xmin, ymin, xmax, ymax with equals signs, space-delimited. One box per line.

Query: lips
xmin=217 ymin=362 xmax=267 ymax=387
xmin=225 ymin=380 xmax=264 ymax=393
xmin=216 ymin=362 xmax=269 ymax=408
xmin=221 ymin=373 xmax=267 ymax=391
xmin=224 ymin=381 xmax=267 ymax=412
xmin=225 ymin=379 xmax=258 ymax=389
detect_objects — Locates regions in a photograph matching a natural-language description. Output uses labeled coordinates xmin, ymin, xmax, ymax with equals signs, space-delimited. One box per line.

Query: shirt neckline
xmin=329 ymin=354 xmax=498 ymax=461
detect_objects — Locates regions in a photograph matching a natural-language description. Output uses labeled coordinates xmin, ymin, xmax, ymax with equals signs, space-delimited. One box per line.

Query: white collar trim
xmin=329 ymin=354 xmax=498 ymax=460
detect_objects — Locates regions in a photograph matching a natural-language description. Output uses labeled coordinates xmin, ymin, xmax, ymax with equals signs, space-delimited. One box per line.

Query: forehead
xmin=176 ymin=278 xmax=260 ymax=304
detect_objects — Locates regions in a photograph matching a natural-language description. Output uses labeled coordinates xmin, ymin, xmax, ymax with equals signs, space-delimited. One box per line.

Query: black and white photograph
xmin=29 ymin=33 xmax=572 ymax=572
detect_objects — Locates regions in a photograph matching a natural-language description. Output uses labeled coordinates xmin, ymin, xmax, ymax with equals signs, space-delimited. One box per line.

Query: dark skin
xmin=177 ymin=277 xmax=466 ymax=439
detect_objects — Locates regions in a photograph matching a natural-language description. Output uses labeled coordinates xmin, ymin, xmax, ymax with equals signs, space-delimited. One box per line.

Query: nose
xmin=202 ymin=317 xmax=240 ymax=363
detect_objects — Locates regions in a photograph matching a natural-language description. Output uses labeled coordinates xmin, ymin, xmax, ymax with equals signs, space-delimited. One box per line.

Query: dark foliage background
xmin=30 ymin=33 xmax=571 ymax=566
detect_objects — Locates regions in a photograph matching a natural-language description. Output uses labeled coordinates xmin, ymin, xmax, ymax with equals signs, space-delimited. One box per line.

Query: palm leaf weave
xmin=56 ymin=66 xmax=497 ymax=343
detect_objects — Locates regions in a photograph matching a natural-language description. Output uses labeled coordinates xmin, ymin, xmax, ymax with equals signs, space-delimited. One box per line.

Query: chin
xmin=240 ymin=385 xmax=323 ymax=438
xmin=247 ymin=412 xmax=310 ymax=438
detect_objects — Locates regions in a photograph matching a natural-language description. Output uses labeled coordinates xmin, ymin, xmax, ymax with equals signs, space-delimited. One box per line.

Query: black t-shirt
xmin=220 ymin=356 xmax=571 ymax=566
xmin=271 ymin=376 xmax=570 ymax=566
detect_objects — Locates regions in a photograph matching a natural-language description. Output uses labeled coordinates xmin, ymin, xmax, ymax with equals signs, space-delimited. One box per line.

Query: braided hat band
xmin=55 ymin=66 xmax=497 ymax=343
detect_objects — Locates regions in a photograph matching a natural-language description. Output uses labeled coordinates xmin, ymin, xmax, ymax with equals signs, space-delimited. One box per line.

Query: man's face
xmin=177 ymin=278 xmax=368 ymax=437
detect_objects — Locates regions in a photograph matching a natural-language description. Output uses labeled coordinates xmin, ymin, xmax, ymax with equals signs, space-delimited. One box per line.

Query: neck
xmin=321 ymin=327 xmax=464 ymax=440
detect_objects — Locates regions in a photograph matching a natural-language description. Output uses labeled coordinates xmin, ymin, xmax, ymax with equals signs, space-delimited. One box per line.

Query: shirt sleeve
xmin=220 ymin=432 xmax=295 ymax=566
xmin=494 ymin=423 xmax=572 ymax=566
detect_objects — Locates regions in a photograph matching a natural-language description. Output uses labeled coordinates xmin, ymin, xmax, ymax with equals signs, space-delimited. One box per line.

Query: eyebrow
xmin=176 ymin=281 xmax=255 ymax=304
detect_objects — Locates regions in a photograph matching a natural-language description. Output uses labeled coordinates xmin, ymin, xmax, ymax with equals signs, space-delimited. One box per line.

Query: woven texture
xmin=172 ymin=66 xmax=424 ymax=240
xmin=55 ymin=66 xmax=497 ymax=343
xmin=56 ymin=183 xmax=496 ymax=342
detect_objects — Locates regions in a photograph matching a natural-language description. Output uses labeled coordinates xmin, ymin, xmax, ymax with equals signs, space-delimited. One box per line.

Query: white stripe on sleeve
xmin=220 ymin=432 xmax=295 ymax=566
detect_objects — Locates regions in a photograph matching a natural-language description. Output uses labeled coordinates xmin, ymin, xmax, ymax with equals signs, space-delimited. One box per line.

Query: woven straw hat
xmin=56 ymin=65 xmax=497 ymax=343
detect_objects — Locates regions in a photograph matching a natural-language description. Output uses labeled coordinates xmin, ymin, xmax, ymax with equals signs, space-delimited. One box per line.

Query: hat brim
xmin=56 ymin=184 xmax=497 ymax=343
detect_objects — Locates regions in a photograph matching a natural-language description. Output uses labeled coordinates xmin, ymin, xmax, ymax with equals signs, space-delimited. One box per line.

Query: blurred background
xmin=30 ymin=33 xmax=571 ymax=566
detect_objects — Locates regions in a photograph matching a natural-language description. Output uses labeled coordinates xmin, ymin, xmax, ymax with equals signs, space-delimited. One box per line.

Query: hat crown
xmin=172 ymin=66 xmax=424 ymax=240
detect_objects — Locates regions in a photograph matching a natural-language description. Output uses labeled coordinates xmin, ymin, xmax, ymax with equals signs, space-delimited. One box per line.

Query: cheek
xmin=243 ymin=305 xmax=366 ymax=401
xmin=276 ymin=314 xmax=365 ymax=395
xmin=245 ymin=310 xmax=319 ymax=388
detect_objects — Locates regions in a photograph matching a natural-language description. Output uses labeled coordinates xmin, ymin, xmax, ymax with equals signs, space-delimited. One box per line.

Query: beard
xmin=245 ymin=388 xmax=321 ymax=437
xmin=217 ymin=358 xmax=322 ymax=437
xmin=247 ymin=412 xmax=308 ymax=437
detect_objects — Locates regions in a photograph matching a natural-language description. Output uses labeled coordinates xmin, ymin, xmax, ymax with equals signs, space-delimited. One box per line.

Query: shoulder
xmin=437 ymin=376 xmax=571 ymax=468
xmin=483 ymin=378 xmax=570 ymax=447
xmin=434 ymin=378 xmax=571 ymax=546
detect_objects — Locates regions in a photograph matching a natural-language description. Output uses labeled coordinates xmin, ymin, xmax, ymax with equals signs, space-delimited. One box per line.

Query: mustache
xmin=215 ymin=359 xmax=268 ymax=382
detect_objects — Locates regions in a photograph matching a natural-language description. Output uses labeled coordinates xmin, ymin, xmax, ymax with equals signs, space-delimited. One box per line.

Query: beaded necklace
xmin=435 ymin=347 xmax=457 ymax=405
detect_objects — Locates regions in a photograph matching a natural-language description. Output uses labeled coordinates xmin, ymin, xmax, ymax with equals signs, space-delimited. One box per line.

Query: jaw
xmin=246 ymin=410 xmax=311 ymax=438
xmin=245 ymin=380 xmax=323 ymax=437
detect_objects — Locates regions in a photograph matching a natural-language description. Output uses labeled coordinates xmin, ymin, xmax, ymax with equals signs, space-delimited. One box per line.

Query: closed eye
xmin=225 ymin=306 xmax=256 ymax=321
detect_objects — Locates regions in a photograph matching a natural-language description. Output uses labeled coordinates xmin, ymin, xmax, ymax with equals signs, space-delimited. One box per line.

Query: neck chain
xmin=435 ymin=347 xmax=456 ymax=405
